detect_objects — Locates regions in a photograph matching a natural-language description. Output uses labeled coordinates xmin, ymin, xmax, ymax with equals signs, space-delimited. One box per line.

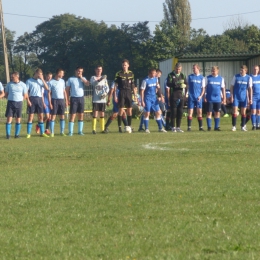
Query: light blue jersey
xmin=49 ymin=78 xmax=66 ymax=99
xmin=66 ymin=77 xmax=86 ymax=97
xmin=6 ymin=81 xmax=27 ymax=102
xmin=26 ymin=78 xmax=45 ymax=97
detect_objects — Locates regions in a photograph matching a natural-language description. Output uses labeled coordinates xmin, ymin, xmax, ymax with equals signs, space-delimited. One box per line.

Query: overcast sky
xmin=2 ymin=0 xmax=260 ymax=38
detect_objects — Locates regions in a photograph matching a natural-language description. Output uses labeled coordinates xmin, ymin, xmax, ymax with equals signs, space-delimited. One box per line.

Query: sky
xmin=2 ymin=0 xmax=260 ymax=39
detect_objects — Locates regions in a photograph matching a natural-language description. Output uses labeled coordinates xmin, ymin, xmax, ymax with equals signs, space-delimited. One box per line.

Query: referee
xmin=114 ymin=59 xmax=135 ymax=132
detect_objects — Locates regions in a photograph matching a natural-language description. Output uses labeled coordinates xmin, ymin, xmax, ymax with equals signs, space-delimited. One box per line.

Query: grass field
xmin=0 ymin=117 xmax=259 ymax=259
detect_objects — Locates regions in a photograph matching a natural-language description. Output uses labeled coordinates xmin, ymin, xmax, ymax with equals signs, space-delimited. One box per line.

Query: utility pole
xmin=0 ymin=0 xmax=10 ymax=83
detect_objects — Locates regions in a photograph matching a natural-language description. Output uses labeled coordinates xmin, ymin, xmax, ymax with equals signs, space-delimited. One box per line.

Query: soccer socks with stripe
xmin=144 ymin=117 xmax=149 ymax=130
xmin=187 ymin=117 xmax=192 ymax=128
xmin=251 ymin=114 xmax=256 ymax=126
xmin=117 ymin=115 xmax=122 ymax=127
xmin=68 ymin=121 xmax=74 ymax=134
xmin=78 ymin=120 xmax=84 ymax=134
xmin=15 ymin=123 xmax=21 ymax=136
xmin=241 ymin=115 xmax=246 ymax=127
xmin=92 ymin=117 xmax=97 ymax=131
xmin=214 ymin=118 xmax=220 ymax=129
xmin=50 ymin=120 xmax=55 ymax=134
xmin=105 ymin=116 xmax=113 ymax=128
xmin=100 ymin=117 xmax=105 ymax=131
xmin=6 ymin=123 xmax=11 ymax=136
xmin=206 ymin=118 xmax=212 ymax=129
xmin=156 ymin=119 xmax=163 ymax=130
xmin=232 ymin=114 xmax=237 ymax=127
xmin=27 ymin=122 xmax=33 ymax=134
xmin=197 ymin=117 xmax=203 ymax=128
xmin=60 ymin=119 xmax=65 ymax=133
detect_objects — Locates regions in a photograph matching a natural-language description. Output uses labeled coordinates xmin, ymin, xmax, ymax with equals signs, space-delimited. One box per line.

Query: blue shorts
xmin=27 ymin=96 xmax=44 ymax=114
xmin=43 ymin=105 xmax=51 ymax=114
xmin=112 ymin=100 xmax=119 ymax=113
xmin=233 ymin=98 xmax=247 ymax=108
xmin=188 ymin=97 xmax=202 ymax=109
xmin=69 ymin=96 xmax=84 ymax=114
xmin=144 ymin=99 xmax=160 ymax=113
xmin=5 ymin=101 xmax=23 ymax=118
xmin=251 ymin=97 xmax=260 ymax=110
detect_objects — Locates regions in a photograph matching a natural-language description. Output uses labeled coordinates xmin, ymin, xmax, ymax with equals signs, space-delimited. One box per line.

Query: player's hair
xmin=11 ymin=71 xmax=20 ymax=77
xmin=75 ymin=66 xmax=84 ymax=71
xmin=122 ymin=59 xmax=129 ymax=65
xmin=212 ymin=66 xmax=219 ymax=71
xmin=35 ymin=68 xmax=43 ymax=74
xmin=193 ymin=64 xmax=200 ymax=70
xmin=55 ymin=68 xmax=64 ymax=74
xmin=253 ymin=65 xmax=259 ymax=69
xmin=156 ymin=69 xmax=162 ymax=73
xmin=95 ymin=65 xmax=102 ymax=69
xmin=45 ymin=71 xmax=52 ymax=76
xmin=240 ymin=65 xmax=248 ymax=71
xmin=148 ymin=68 xmax=156 ymax=74
xmin=175 ymin=62 xmax=182 ymax=68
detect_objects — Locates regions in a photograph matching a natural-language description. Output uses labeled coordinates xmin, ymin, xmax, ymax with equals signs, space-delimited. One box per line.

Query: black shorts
xmin=118 ymin=89 xmax=132 ymax=108
xmin=5 ymin=101 xmax=23 ymax=118
xmin=206 ymin=102 xmax=221 ymax=113
xmin=27 ymin=96 xmax=44 ymax=114
xmin=51 ymin=99 xmax=65 ymax=115
xmin=92 ymin=102 xmax=106 ymax=112
xmin=170 ymin=98 xmax=184 ymax=108
xmin=69 ymin=96 xmax=84 ymax=114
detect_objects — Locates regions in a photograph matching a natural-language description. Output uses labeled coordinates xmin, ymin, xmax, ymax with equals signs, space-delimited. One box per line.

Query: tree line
xmin=1 ymin=0 xmax=260 ymax=83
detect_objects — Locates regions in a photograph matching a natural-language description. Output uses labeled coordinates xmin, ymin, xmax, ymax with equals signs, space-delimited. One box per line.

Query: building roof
xmin=176 ymin=52 xmax=260 ymax=62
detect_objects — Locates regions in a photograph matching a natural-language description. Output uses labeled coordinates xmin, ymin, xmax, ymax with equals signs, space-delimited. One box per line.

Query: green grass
xmin=0 ymin=117 xmax=259 ymax=259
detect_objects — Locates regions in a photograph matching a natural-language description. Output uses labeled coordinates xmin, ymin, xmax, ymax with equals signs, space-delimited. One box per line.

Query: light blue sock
xmin=50 ymin=120 xmax=55 ymax=134
xmin=15 ymin=123 xmax=21 ymax=136
xmin=60 ymin=119 xmax=65 ymax=133
xmin=6 ymin=123 xmax=11 ymax=136
xmin=156 ymin=119 xmax=163 ymax=130
xmin=69 ymin=122 xmax=74 ymax=134
xmin=27 ymin=122 xmax=33 ymax=134
xmin=78 ymin=121 xmax=83 ymax=133
xmin=39 ymin=122 xmax=44 ymax=134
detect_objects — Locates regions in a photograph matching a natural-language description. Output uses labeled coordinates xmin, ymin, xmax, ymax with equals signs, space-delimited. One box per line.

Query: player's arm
xmin=38 ymin=74 xmax=49 ymax=90
xmin=113 ymin=83 xmax=118 ymax=103
xmin=66 ymin=86 xmax=70 ymax=105
xmin=166 ymin=87 xmax=170 ymax=107
xmin=221 ymin=78 xmax=226 ymax=105
xmin=198 ymin=77 xmax=205 ymax=101
xmin=230 ymin=76 xmax=236 ymax=103
xmin=81 ymin=76 xmax=89 ymax=86
xmin=64 ymin=88 xmax=68 ymax=107
xmin=248 ymin=77 xmax=253 ymax=105
xmin=0 ymin=89 xmax=5 ymax=98
xmin=204 ymin=77 xmax=208 ymax=102
xmin=140 ymin=80 xmax=146 ymax=108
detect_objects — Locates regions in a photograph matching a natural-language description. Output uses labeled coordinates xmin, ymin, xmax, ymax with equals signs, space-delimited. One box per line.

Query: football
xmin=125 ymin=126 xmax=132 ymax=133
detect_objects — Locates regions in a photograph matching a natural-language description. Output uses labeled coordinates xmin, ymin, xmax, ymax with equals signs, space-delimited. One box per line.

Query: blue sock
xmin=122 ymin=117 xmax=128 ymax=126
xmin=206 ymin=118 xmax=212 ymax=128
xmin=251 ymin=114 xmax=256 ymax=126
xmin=257 ymin=115 xmax=260 ymax=126
xmin=139 ymin=115 xmax=144 ymax=129
xmin=156 ymin=119 xmax=163 ymax=130
xmin=27 ymin=122 xmax=33 ymax=134
xmin=6 ymin=123 xmax=11 ymax=136
xmin=39 ymin=122 xmax=44 ymax=134
xmin=214 ymin=118 xmax=220 ymax=129
xmin=60 ymin=119 xmax=65 ymax=133
xmin=78 ymin=120 xmax=83 ymax=133
xmin=15 ymin=123 xmax=21 ymax=136
xmin=161 ymin=116 xmax=166 ymax=127
xmin=144 ymin=118 xmax=149 ymax=129
xmin=50 ymin=120 xmax=55 ymax=134
xmin=69 ymin=122 xmax=74 ymax=134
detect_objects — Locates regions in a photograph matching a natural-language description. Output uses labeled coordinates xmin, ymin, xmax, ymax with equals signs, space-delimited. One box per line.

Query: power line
xmin=3 ymin=9 xmax=260 ymax=22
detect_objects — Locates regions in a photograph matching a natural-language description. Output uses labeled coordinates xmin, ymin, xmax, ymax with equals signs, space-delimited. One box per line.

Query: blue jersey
xmin=188 ymin=74 xmax=205 ymax=99
xmin=26 ymin=78 xmax=45 ymax=97
xmin=6 ymin=81 xmax=27 ymax=102
xmin=232 ymin=74 xmax=252 ymax=101
xmin=251 ymin=74 xmax=260 ymax=97
xmin=66 ymin=77 xmax=86 ymax=97
xmin=206 ymin=75 xmax=224 ymax=102
xmin=49 ymin=78 xmax=66 ymax=99
xmin=140 ymin=76 xmax=158 ymax=101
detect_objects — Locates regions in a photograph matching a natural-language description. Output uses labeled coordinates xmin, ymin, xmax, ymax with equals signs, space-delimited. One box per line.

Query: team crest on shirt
xmin=129 ymin=80 xmax=132 ymax=83
xmin=172 ymin=76 xmax=176 ymax=79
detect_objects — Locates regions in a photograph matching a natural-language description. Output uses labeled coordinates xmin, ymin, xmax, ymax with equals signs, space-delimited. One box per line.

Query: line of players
xmin=1 ymin=61 xmax=260 ymax=138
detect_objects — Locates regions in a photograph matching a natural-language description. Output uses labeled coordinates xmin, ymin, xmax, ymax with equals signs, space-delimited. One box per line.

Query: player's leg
xmin=213 ymin=103 xmax=221 ymax=130
xmin=196 ymin=99 xmax=204 ymax=131
xmin=240 ymin=105 xmax=247 ymax=131
xmin=14 ymin=101 xmax=23 ymax=138
xmin=232 ymin=103 xmax=238 ymax=131
xmin=187 ymin=97 xmax=194 ymax=131
xmin=44 ymin=113 xmax=51 ymax=135
xmin=170 ymin=98 xmax=177 ymax=131
xmin=206 ymin=102 xmax=213 ymax=131
xmin=77 ymin=97 xmax=85 ymax=135
xmin=154 ymin=104 xmax=167 ymax=132
xmin=99 ymin=106 xmax=105 ymax=132
xmin=251 ymin=99 xmax=257 ymax=130
xmin=68 ymin=97 xmax=77 ymax=136
xmin=92 ymin=104 xmax=98 ymax=134
xmin=176 ymin=98 xmax=184 ymax=132
xmin=125 ymin=90 xmax=133 ymax=129
xmin=50 ymin=114 xmax=56 ymax=136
